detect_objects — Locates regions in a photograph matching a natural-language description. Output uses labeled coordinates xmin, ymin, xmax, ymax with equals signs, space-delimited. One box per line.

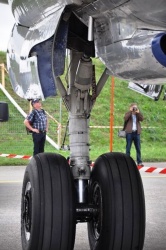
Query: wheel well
xmin=67 ymin=12 xmax=95 ymax=57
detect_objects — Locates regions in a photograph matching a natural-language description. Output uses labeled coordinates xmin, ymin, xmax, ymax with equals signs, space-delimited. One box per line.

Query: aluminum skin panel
xmin=7 ymin=0 xmax=166 ymax=100
xmin=7 ymin=25 xmax=44 ymax=99
xmin=95 ymin=29 xmax=166 ymax=84
xmin=73 ymin=0 xmax=166 ymax=84
xmin=8 ymin=0 xmax=82 ymax=27
xmin=7 ymin=6 xmax=68 ymax=99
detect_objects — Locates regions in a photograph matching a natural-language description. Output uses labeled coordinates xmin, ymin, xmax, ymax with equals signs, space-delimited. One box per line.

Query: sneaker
xmin=137 ymin=163 xmax=144 ymax=167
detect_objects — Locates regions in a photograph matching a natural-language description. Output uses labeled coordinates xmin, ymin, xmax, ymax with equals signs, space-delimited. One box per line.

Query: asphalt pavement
xmin=0 ymin=163 xmax=166 ymax=250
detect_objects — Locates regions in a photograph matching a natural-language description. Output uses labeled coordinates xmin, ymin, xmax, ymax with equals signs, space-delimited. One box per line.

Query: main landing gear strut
xmin=21 ymin=51 xmax=145 ymax=250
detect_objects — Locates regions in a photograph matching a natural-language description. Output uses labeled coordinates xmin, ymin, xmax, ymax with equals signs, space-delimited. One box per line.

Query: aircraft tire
xmin=88 ymin=152 xmax=145 ymax=250
xmin=21 ymin=152 xmax=76 ymax=250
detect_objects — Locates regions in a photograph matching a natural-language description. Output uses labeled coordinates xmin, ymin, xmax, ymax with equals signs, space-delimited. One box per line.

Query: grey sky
xmin=0 ymin=3 xmax=15 ymax=52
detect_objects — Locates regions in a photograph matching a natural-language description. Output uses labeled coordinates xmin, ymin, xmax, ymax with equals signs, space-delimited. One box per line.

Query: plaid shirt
xmin=27 ymin=109 xmax=47 ymax=131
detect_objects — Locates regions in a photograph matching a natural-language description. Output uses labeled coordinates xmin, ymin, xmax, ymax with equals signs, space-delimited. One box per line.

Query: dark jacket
xmin=124 ymin=111 xmax=144 ymax=134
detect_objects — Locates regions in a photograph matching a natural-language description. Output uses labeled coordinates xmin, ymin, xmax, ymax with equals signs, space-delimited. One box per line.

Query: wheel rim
xmin=91 ymin=182 xmax=103 ymax=240
xmin=23 ymin=181 xmax=32 ymax=241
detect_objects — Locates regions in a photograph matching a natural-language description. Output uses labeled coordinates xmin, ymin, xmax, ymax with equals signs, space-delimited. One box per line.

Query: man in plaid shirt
xmin=24 ymin=99 xmax=48 ymax=155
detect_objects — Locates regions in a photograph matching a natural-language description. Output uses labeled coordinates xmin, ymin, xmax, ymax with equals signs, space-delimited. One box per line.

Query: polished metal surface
xmin=7 ymin=7 xmax=65 ymax=99
xmin=8 ymin=0 xmax=81 ymax=27
xmin=75 ymin=179 xmax=89 ymax=203
xmin=6 ymin=0 xmax=166 ymax=100
xmin=128 ymin=82 xmax=163 ymax=100
xmin=7 ymin=24 xmax=44 ymax=99
xmin=74 ymin=0 xmax=166 ymax=84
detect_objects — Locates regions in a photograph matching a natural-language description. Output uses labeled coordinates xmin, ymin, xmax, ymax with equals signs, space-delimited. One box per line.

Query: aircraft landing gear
xmin=21 ymin=51 xmax=145 ymax=250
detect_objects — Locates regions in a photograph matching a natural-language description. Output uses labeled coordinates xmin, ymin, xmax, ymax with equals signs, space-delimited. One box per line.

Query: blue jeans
xmin=126 ymin=132 xmax=142 ymax=164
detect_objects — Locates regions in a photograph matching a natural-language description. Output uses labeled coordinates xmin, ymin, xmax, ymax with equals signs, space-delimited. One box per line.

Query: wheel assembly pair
xmin=21 ymin=152 xmax=145 ymax=250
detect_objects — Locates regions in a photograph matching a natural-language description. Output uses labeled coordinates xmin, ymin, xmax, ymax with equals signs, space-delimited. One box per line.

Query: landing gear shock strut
xmin=57 ymin=51 xmax=109 ymax=206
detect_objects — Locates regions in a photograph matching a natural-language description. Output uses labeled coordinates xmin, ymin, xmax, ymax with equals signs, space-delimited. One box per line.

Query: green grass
xmin=1 ymin=51 xmax=166 ymax=165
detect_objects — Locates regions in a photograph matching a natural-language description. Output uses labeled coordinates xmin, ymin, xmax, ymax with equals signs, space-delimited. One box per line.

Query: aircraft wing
xmin=6 ymin=0 xmax=166 ymax=99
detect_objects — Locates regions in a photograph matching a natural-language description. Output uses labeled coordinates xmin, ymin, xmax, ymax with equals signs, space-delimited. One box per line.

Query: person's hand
xmin=131 ymin=105 xmax=139 ymax=113
xmin=32 ymin=128 xmax=39 ymax=133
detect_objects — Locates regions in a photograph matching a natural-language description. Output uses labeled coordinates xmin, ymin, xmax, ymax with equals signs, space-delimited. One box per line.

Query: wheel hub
xmin=91 ymin=182 xmax=103 ymax=240
xmin=23 ymin=181 xmax=32 ymax=241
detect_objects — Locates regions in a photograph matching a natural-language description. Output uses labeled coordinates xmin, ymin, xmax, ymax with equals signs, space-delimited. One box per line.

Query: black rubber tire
xmin=21 ymin=153 xmax=76 ymax=250
xmin=88 ymin=152 xmax=145 ymax=250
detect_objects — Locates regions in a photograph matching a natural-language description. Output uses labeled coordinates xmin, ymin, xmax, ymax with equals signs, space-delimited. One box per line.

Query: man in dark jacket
xmin=124 ymin=103 xmax=144 ymax=166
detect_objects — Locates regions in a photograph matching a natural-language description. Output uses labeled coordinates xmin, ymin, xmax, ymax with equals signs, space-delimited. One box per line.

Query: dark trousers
xmin=126 ymin=132 xmax=142 ymax=164
xmin=32 ymin=132 xmax=46 ymax=156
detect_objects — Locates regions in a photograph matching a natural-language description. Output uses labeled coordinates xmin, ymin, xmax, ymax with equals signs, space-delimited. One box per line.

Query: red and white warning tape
xmin=0 ymin=153 xmax=32 ymax=160
xmin=0 ymin=153 xmax=166 ymax=174
xmin=137 ymin=165 xmax=166 ymax=174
